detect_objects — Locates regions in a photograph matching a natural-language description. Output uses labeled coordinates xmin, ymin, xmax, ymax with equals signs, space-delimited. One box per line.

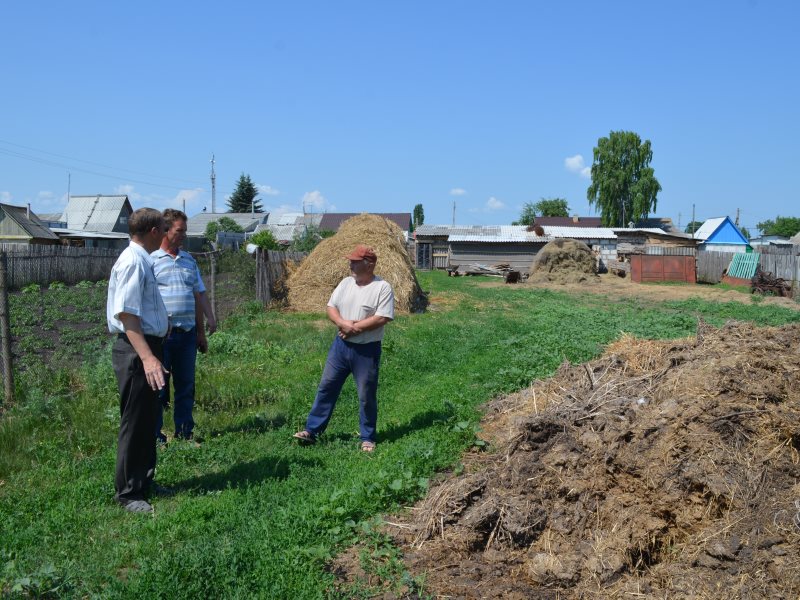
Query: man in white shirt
xmin=294 ymin=244 xmax=394 ymax=452
xmin=107 ymin=208 xmax=169 ymax=513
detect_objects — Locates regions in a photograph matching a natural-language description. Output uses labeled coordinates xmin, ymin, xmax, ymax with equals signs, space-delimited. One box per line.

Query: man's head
xmin=128 ymin=208 xmax=167 ymax=252
xmin=345 ymin=244 xmax=377 ymax=279
xmin=162 ymin=208 xmax=188 ymax=252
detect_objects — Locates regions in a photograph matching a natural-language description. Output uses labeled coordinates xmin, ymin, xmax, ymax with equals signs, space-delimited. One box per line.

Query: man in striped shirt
xmin=151 ymin=208 xmax=216 ymax=442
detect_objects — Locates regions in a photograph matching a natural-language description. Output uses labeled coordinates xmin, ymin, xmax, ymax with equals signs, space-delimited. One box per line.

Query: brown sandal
xmin=361 ymin=441 xmax=376 ymax=453
xmin=293 ymin=430 xmax=316 ymax=445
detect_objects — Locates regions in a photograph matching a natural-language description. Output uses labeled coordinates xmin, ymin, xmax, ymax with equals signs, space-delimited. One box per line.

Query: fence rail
xmin=0 ymin=244 xmax=123 ymax=289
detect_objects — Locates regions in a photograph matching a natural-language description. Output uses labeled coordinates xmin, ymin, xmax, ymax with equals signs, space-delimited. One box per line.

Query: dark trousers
xmin=305 ymin=336 xmax=382 ymax=442
xmin=157 ymin=326 xmax=198 ymax=438
xmin=112 ymin=334 xmax=163 ymax=504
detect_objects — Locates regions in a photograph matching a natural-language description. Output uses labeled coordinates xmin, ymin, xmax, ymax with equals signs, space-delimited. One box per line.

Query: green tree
xmin=756 ymin=216 xmax=800 ymax=238
xmin=289 ymin=225 xmax=335 ymax=252
xmin=684 ymin=221 xmax=704 ymax=235
xmin=412 ymin=203 xmax=425 ymax=230
xmin=533 ymin=197 xmax=570 ymax=217
xmin=512 ymin=202 xmax=537 ymax=226
xmin=587 ymin=131 xmax=661 ymax=227
xmin=205 ymin=216 xmax=244 ymax=244
xmin=227 ymin=173 xmax=263 ymax=213
xmin=739 ymin=226 xmax=751 ymax=240
xmin=249 ymin=229 xmax=280 ymax=250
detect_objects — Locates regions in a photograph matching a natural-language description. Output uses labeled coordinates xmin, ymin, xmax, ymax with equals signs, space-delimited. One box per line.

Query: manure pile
xmin=392 ymin=321 xmax=800 ymax=598
xmin=529 ymin=238 xmax=598 ymax=284
xmin=286 ymin=213 xmax=427 ymax=313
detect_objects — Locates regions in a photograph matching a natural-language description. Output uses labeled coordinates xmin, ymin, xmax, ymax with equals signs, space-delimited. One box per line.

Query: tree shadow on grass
xmin=176 ymin=454 xmax=320 ymax=494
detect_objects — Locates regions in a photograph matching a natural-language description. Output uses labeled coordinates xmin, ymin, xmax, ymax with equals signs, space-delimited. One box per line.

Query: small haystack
xmin=287 ymin=213 xmax=427 ymax=313
xmin=528 ymin=238 xmax=598 ymax=284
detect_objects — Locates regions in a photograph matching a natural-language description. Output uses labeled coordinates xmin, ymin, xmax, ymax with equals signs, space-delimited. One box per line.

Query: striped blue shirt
xmin=151 ymin=249 xmax=206 ymax=330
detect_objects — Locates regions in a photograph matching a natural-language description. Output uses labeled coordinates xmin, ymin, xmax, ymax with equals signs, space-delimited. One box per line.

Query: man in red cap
xmin=294 ymin=244 xmax=394 ymax=452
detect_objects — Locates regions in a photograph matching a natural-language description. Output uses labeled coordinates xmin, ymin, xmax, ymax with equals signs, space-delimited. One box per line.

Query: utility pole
xmin=210 ymin=154 xmax=217 ymax=213
xmin=677 ymin=212 xmax=681 ymax=231
xmin=452 ymin=200 xmax=456 ymax=227
xmin=735 ymin=208 xmax=740 ymax=227
xmin=691 ymin=204 xmax=696 ymax=237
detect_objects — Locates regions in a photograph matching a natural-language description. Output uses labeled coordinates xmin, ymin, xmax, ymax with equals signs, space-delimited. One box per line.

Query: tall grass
xmin=1 ymin=272 xmax=798 ymax=598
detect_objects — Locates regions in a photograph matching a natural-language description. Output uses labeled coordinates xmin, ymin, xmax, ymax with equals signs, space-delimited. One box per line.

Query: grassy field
xmin=1 ymin=271 xmax=799 ymax=598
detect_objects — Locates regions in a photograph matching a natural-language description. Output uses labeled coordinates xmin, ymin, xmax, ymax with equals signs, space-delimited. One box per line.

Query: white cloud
xmin=486 ymin=196 xmax=505 ymax=210
xmin=302 ymin=190 xmax=335 ymax=212
xmin=0 ymin=191 xmax=12 ymax=203
xmin=450 ymin=188 xmax=467 ymax=196
xmin=468 ymin=196 xmax=507 ymax=213
xmin=565 ymin=154 xmax=591 ymax=179
xmin=258 ymin=184 xmax=280 ymax=196
xmin=170 ymin=188 xmax=204 ymax=215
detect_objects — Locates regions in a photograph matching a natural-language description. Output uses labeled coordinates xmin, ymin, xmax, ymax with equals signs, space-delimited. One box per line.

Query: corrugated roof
xmin=63 ymin=195 xmax=131 ymax=232
xmin=694 ymin=217 xmax=726 ymax=241
xmin=542 ymin=226 xmax=617 ymax=239
xmin=51 ymin=228 xmax=130 ymax=239
xmin=613 ymin=228 xmax=695 ymax=239
xmin=319 ymin=212 xmax=412 ymax=232
xmin=186 ymin=212 xmax=269 ymax=235
xmin=1 ymin=204 xmax=60 ymax=240
xmin=534 ymin=216 xmax=603 ymax=227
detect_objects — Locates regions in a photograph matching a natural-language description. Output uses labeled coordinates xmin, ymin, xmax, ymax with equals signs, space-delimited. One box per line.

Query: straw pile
xmin=286 ymin=213 xmax=427 ymax=313
xmin=386 ymin=320 xmax=800 ymax=598
xmin=528 ymin=238 xmax=598 ymax=284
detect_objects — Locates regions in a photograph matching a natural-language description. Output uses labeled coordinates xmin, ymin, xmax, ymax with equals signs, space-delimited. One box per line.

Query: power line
xmin=0 ymin=147 xmax=204 ymax=192
xmin=0 ymin=139 xmax=206 ymax=189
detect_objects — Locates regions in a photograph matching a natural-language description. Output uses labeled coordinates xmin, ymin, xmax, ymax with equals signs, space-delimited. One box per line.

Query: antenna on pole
xmin=67 ymin=172 xmax=71 ymax=204
xmin=452 ymin=200 xmax=456 ymax=227
xmin=210 ymin=154 xmax=216 ymax=213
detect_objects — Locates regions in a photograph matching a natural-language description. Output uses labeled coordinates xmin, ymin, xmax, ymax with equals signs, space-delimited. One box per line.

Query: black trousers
xmin=112 ymin=334 xmax=163 ymax=504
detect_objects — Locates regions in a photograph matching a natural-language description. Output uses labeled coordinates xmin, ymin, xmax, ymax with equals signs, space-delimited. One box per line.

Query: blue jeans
xmin=157 ymin=326 xmax=197 ymax=438
xmin=306 ymin=336 xmax=382 ymax=443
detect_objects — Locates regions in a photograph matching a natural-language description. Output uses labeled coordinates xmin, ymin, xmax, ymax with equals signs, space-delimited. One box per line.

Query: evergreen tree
xmin=227 ymin=173 xmax=264 ymax=213
xmin=413 ymin=204 xmax=425 ymax=230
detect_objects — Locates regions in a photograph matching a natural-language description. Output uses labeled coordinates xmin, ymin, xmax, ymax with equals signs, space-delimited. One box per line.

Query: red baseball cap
xmin=345 ymin=244 xmax=377 ymax=262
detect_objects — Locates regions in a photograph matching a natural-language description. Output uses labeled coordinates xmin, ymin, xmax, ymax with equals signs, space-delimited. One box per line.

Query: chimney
xmin=27 ymin=203 xmax=31 ymax=220
xmin=572 ymin=214 xmax=579 ymax=223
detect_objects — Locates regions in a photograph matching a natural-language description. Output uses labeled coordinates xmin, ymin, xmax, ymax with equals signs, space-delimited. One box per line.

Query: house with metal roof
xmin=415 ymin=224 xmax=621 ymax=273
xmin=184 ymin=211 xmax=270 ymax=251
xmin=318 ymin=213 xmax=412 ymax=237
xmin=693 ymin=217 xmax=751 ymax=253
xmin=0 ymin=203 xmax=61 ymax=245
xmin=61 ymin=195 xmax=133 ymax=234
xmin=251 ymin=213 xmax=324 ymax=245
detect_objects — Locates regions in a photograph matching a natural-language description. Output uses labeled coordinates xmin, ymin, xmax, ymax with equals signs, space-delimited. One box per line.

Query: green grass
xmin=2 ymin=272 xmax=799 ymax=598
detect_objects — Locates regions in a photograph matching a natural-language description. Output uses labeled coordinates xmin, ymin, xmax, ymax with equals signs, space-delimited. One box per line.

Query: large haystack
xmin=287 ymin=213 xmax=427 ymax=313
xmin=529 ymin=238 xmax=598 ymax=284
xmin=382 ymin=321 xmax=800 ymax=598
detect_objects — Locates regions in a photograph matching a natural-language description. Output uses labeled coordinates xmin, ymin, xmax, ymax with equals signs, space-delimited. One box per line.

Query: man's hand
xmin=337 ymin=320 xmax=362 ymax=339
xmin=143 ymin=355 xmax=168 ymax=391
xmin=206 ymin=315 xmax=217 ymax=335
xmin=197 ymin=332 xmax=209 ymax=354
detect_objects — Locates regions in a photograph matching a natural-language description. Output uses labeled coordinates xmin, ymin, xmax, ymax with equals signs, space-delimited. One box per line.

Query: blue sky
xmin=2 ymin=0 xmax=797 ymax=234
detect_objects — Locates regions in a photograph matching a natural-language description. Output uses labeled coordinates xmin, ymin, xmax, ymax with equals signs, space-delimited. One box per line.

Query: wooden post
xmin=0 ymin=252 xmax=14 ymax=405
xmin=209 ymin=252 xmax=217 ymax=323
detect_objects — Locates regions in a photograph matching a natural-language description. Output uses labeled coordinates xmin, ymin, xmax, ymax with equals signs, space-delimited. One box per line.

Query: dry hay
xmin=384 ymin=320 xmax=800 ymax=599
xmin=529 ymin=238 xmax=599 ymax=285
xmin=286 ymin=213 xmax=427 ymax=313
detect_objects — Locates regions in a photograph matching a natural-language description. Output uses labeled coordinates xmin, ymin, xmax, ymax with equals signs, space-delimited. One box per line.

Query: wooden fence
xmin=255 ymin=249 xmax=307 ymax=305
xmin=696 ymin=248 xmax=800 ymax=289
xmin=0 ymin=244 xmax=123 ymax=289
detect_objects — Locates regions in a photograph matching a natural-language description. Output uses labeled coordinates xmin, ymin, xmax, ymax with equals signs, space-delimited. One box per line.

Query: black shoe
xmin=151 ymin=483 xmax=175 ymax=497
